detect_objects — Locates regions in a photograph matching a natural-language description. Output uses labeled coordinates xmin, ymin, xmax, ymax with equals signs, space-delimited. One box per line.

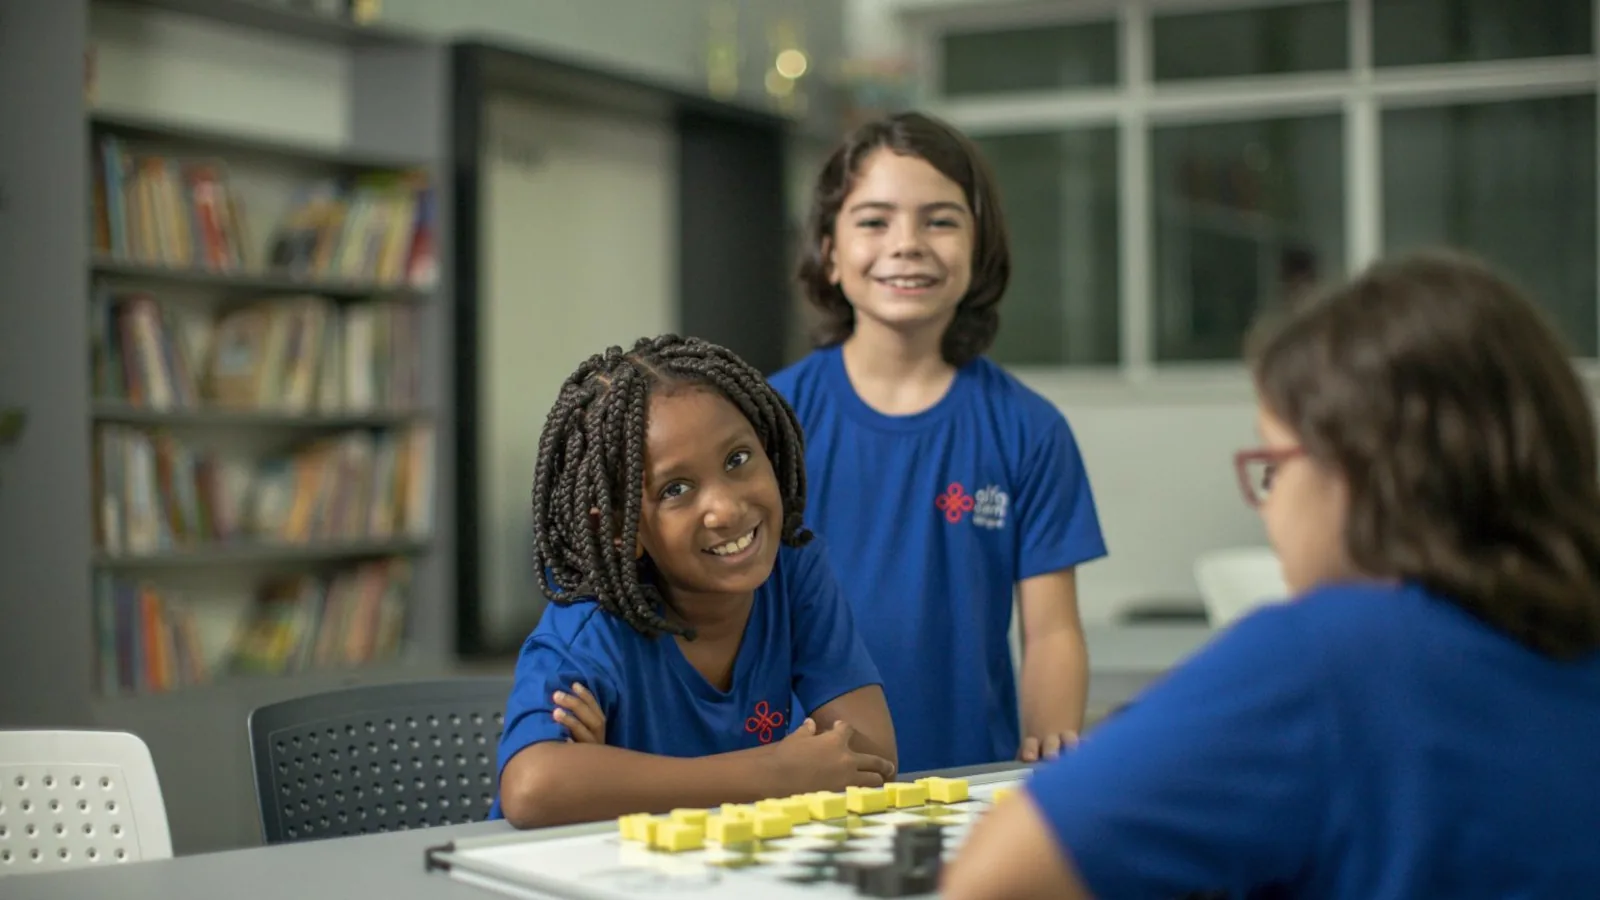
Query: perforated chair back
xmin=0 ymin=730 xmax=172 ymax=876
xmin=248 ymin=677 xmax=511 ymax=844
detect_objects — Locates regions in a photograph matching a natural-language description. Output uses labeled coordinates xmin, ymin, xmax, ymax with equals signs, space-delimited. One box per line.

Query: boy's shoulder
xmin=767 ymin=349 xmax=1068 ymax=429
xmin=964 ymin=356 xmax=1070 ymax=428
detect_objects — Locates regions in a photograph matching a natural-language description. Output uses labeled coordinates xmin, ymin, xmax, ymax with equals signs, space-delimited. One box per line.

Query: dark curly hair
xmin=796 ymin=111 xmax=1011 ymax=367
xmin=531 ymin=335 xmax=812 ymax=640
xmin=1248 ymin=247 xmax=1600 ymax=659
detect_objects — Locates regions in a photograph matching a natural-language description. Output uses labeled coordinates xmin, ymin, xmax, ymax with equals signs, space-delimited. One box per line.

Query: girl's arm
xmin=499 ymin=741 xmax=770 ymax=828
xmin=1011 ymin=408 xmax=1105 ymax=759
xmin=809 ymin=684 xmax=897 ymax=776
xmin=499 ymin=721 xmax=895 ymax=828
xmin=1016 ymin=567 xmax=1090 ymax=760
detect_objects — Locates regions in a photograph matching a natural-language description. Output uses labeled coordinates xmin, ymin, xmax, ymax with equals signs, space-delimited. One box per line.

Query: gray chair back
xmin=247 ymin=677 xmax=510 ymax=843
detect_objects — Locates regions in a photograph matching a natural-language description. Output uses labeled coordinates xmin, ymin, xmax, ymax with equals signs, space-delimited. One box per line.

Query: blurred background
xmin=2 ymin=0 xmax=1594 ymax=855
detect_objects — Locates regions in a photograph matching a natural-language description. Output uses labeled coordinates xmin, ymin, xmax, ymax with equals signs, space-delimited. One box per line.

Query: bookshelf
xmin=0 ymin=0 xmax=456 ymax=853
xmin=91 ymin=254 xmax=433 ymax=300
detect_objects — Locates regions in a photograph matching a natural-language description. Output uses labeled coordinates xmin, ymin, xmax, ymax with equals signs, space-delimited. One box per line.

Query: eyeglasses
xmin=1233 ymin=446 xmax=1305 ymax=508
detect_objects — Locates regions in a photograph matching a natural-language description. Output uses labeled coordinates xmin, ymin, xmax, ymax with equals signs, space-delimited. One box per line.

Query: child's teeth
xmin=711 ymin=530 xmax=755 ymax=556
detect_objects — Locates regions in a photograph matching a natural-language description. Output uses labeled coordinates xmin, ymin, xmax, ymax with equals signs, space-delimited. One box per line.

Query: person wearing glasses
xmin=941 ymin=248 xmax=1600 ymax=899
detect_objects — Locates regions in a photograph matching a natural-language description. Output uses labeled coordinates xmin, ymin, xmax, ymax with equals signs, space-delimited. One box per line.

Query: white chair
xmin=1194 ymin=547 xmax=1293 ymax=628
xmin=0 ymin=730 xmax=172 ymax=876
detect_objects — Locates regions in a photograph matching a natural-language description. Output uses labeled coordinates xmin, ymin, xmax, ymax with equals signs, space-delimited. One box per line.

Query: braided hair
xmin=531 ymin=335 xmax=812 ymax=640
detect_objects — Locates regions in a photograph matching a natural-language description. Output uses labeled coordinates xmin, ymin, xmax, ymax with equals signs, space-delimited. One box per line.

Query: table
xmin=5 ymin=818 xmax=513 ymax=900
xmin=6 ymin=763 xmax=1024 ymax=900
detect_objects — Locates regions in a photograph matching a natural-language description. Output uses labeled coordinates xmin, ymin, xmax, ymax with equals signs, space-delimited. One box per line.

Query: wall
xmin=379 ymin=0 xmax=845 ymax=117
xmin=477 ymin=94 xmax=677 ymax=644
xmin=1018 ymin=376 xmax=1268 ymax=621
xmin=89 ymin=2 xmax=350 ymax=140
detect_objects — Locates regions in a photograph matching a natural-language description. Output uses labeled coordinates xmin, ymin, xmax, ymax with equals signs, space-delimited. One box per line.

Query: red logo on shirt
xmin=936 ymin=482 xmax=975 ymax=523
xmin=744 ymin=700 xmax=785 ymax=744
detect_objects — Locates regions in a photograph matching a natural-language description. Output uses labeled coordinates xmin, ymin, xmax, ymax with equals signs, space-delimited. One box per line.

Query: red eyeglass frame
xmin=1233 ymin=446 xmax=1305 ymax=508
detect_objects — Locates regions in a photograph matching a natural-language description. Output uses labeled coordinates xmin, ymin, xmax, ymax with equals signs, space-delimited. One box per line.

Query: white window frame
xmin=902 ymin=0 xmax=1600 ymax=391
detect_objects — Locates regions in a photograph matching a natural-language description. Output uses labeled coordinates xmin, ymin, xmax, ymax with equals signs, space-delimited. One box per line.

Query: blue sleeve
xmin=787 ymin=540 xmax=884 ymax=714
xmin=495 ymin=626 xmax=618 ymax=781
xmin=1016 ymin=409 xmax=1107 ymax=579
xmin=1023 ymin=606 xmax=1331 ymax=898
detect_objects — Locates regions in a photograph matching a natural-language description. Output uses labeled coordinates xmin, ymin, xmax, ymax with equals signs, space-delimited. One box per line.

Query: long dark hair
xmin=1249 ymin=248 xmax=1600 ymax=659
xmin=796 ymin=111 xmax=1011 ymax=367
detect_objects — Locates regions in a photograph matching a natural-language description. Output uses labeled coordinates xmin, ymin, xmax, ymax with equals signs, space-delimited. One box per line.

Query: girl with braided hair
xmin=492 ymin=334 xmax=897 ymax=829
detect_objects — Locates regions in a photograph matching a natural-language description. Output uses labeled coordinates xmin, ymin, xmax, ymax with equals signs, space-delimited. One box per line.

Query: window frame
xmin=906 ymin=0 xmax=1600 ymax=386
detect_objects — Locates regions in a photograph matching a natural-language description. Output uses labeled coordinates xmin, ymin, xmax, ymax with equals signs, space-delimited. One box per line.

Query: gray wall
xmin=381 ymin=0 xmax=845 ymax=120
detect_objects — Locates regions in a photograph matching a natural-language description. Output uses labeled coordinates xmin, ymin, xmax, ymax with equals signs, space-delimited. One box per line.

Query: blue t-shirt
xmin=1027 ymin=581 xmax=1600 ymax=899
xmin=769 ymin=345 xmax=1107 ymax=772
xmin=489 ymin=538 xmax=882 ymax=819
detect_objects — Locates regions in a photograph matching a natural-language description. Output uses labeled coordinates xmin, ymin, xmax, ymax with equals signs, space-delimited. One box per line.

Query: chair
xmin=247 ymin=677 xmax=512 ymax=844
xmin=0 ymin=730 xmax=172 ymax=876
xmin=1194 ymin=546 xmax=1292 ymax=628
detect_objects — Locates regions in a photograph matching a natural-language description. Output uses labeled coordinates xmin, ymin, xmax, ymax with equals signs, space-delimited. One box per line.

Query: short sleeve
xmin=1024 ymin=606 xmax=1331 ymax=897
xmin=1016 ymin=410 xmax=1107 ymax=579
xmin=786 ymin=540 xmax=884 ymax=714
xmin=495 ymin=627 xmax=618 ymax=781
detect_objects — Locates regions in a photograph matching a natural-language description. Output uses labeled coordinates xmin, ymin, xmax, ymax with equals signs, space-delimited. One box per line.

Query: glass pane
xmin=975 ymin=129 xmax=1121 ymax=365
xmin=1374 ymin=0 xmax=1590 ymax=67
xmin=1153 ymin=2 xmax=1348 ymax=81
xmin=1152 ymin=114 xmax=1345 ymax=362
xmin=941 ymin=21 xmax=1117 ymax=96
xmin=1382 ymin=94 xmax=1596 ymax=355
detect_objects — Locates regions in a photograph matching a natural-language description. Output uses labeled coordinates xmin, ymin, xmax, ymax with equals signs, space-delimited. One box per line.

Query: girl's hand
xmin=553 ymin=683 xmax=606 ymax=745
xmin=767 ymin=718 xmax=896 ymax=795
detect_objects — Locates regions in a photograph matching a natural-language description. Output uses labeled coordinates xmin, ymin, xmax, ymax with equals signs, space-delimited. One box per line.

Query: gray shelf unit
xmin=92 ymin=537 xmax=431 ymax=570
xmin=90 ymin=254 xmax=435 ymax=301
xmin=0 ymin=0 xmax=457 ymax=854
xmin=92 ymin=401 xmax=428 ymax=429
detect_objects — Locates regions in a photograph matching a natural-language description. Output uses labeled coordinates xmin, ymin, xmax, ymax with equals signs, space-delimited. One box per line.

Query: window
xmin=976 ymin=129 xmax=1121 ymax=365
xmin=1153 ymin=2 xmax=1348 ymax=82
xmin=1153 ymin=113 xmax=1344 ymax=361
xmin=920 ymin=0 xmax=1600 ymax=371
xmin=1373 ymin=0 xmax=1590 ymax=67
xmin=941 ymin=21 xmax=1118 ymax=96
xmin=1383 ymin=93 xmax=1597 ymax=354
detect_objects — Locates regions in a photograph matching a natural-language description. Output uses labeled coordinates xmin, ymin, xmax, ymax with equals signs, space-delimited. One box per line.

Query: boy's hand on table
xmin=553 ymin=683 xmax=606 ymax=745
xmin=1018 ymin=730 xmax=1077 ymax=763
